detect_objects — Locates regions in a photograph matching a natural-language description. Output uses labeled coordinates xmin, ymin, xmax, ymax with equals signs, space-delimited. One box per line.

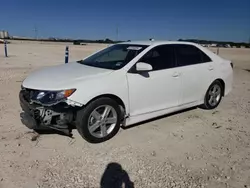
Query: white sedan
xmin=19 ymin=41 xmax=233 ymax=143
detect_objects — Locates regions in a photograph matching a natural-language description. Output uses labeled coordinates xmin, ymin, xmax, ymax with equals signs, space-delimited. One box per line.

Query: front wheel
xmin=201 ymin=80 xmax=223 ymax=110
xmin=76 ymin=97 xmax=122 ymax=143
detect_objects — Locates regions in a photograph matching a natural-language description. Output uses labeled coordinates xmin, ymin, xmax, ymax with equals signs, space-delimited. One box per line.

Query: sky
xmin=1 ymin=0 xmax=250 ymax=42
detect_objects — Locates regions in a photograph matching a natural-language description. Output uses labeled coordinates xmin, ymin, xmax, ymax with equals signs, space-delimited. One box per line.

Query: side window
xmin=200 ymin=51 xmax=212 ymax=63
xmin=175 ymin=44 xmax=212 ymax=66
xmin=175 ymin=45 xmax=202 ymax=66
xmin=139 ymin=45 xmax=176 ymax=71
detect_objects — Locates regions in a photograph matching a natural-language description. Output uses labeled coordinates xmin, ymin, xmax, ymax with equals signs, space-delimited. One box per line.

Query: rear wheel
xmin=201 ymin=80 xmax=223 ymax=110
xmin=76 ymin=97 xmax=122 ymax=143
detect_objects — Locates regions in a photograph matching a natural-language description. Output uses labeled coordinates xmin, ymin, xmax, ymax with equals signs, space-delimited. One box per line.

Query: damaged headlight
xmin=31 ymin=89 xmax=76 ymax=105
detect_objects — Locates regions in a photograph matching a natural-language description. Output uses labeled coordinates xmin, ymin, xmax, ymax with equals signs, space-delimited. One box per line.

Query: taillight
xmin=230 ymin=62 xmax=234 ymax=68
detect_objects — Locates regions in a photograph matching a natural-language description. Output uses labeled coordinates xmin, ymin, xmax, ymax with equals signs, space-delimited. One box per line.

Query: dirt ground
xmin=0 ymin=40 xmax=250 ymax=188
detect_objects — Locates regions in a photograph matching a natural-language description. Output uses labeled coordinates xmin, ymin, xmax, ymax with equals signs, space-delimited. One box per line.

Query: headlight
xmin=31 ymin=89 xmax=76 ymax=105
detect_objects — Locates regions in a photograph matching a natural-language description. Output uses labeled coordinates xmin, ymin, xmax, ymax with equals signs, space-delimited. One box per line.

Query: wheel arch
xmin=213 ymin=78 xmax=225 ymax=96
xmin=206 ymin=78 xmax=225 ymax=97
xmin=200 ymin=78 xmax=225 ymax=110
xmin=84 ymin=94 xmax=127 ymax=114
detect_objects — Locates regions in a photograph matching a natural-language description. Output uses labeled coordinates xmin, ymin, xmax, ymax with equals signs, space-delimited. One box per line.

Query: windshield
xmin=77 ymin=44 xmax=148 ymax=70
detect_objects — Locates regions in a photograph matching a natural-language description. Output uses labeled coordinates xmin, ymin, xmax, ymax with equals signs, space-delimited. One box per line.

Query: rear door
xmin=174 ymin=44 xmax=215 ymax=105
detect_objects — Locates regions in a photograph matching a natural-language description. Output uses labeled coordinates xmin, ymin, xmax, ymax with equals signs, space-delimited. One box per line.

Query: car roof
xmin=120 ymin=40 xmax=198 ymax=46
xmin=119 ymin=40 xmax=224 ymax=62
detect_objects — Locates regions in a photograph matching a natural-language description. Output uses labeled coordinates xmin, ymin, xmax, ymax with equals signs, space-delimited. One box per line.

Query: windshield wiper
xmin=77 ymin=60 xmax=84 ymax=63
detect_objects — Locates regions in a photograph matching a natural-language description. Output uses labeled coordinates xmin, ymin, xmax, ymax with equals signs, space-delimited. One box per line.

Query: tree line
xmin=178 ymin=39 xmax=250 ymax=48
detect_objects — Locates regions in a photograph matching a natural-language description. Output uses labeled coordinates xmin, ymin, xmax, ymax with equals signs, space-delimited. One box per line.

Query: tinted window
xmin=139 ymin=45 xmax=176 ymax=71
xmin=175 ymin=44 xmax=212 ymax=66
xmin=200 ymin=51 xmax=212 ymax=63
xmin=175 ymin=45 xmax=202 ymax=66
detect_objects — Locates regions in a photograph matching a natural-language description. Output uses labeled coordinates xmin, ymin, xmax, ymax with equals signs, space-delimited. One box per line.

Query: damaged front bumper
xmin=19 ymin=89 xmax=77 ymax=135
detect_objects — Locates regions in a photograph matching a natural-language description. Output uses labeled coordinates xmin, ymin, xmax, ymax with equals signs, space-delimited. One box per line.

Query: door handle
xmin=172 ymin=72 xmax=180 ymax=77
xmin=208 ymin=66 xmax=214 ymax=70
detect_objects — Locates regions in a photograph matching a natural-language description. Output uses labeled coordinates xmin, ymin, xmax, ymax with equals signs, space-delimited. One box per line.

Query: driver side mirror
xmin=136 ymin=62 xmax=153 ymax=72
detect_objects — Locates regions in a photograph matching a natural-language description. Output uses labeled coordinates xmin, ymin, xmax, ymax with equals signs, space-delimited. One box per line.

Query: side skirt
xmin=123 ymin=101 xmax=202 ymax=127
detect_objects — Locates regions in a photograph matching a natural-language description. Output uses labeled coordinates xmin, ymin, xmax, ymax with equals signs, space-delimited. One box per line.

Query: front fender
xmin=68 ymin=72 xmax=129 ymax=112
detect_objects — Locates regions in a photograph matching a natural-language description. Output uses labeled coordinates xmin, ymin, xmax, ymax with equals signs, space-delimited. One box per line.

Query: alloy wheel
xmin=208 ymin=84 xmax=221 ymax=107
xmin=88 ymin=105 xmax=118 ymax=138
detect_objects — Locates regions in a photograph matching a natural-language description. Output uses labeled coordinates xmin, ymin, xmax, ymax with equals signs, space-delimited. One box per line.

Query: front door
xmin=127 ymin=45 xmax=181 ymax=116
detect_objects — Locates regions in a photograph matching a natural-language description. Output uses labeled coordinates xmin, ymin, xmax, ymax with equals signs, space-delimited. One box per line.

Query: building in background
xmin=0 ymin=30 xmax=10 ymax=39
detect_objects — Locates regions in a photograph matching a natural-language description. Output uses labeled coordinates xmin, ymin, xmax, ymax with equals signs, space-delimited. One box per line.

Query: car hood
xmin=22 ymin=62 xmax=114 ymax=90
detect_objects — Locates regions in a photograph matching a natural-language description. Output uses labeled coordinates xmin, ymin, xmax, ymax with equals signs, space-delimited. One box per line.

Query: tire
xmin=201 ymin=80 xmax=223 ymax=110
xmin=76 ymin=97 xmax=122 ymax=143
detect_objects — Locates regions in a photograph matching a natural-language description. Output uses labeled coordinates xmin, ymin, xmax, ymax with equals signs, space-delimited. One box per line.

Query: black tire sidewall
xmin=204 ymin=81 xmax=223 ymax=109
xmin=76 ymin=97 xmax=122 ymax=143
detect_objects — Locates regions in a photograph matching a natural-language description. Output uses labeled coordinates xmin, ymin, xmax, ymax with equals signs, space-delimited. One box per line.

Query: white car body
xmin=22 ymin=41 xmax=233 ymax=127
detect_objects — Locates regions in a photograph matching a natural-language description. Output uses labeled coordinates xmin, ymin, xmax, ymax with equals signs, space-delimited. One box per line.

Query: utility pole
xmin=34 ymin=25 xmax=38 ymax=40
xmin=116 ymin=24 xmax=119 ymax=42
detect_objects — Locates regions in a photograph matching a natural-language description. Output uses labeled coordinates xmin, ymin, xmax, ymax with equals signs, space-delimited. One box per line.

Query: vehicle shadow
xmin=122 ymin=106 xmax=198 ymax=130
xmin=244 ymin=69 xmax=250 ymax=73
xmin=100 ymin=162 xmax=134 ymax=188
xmin=33 ymin=128 xmax=73 ymax=138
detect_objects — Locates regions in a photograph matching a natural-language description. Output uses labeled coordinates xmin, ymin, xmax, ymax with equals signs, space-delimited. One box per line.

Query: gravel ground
xmin=0 ymin=41 xmax=250 ymax=188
